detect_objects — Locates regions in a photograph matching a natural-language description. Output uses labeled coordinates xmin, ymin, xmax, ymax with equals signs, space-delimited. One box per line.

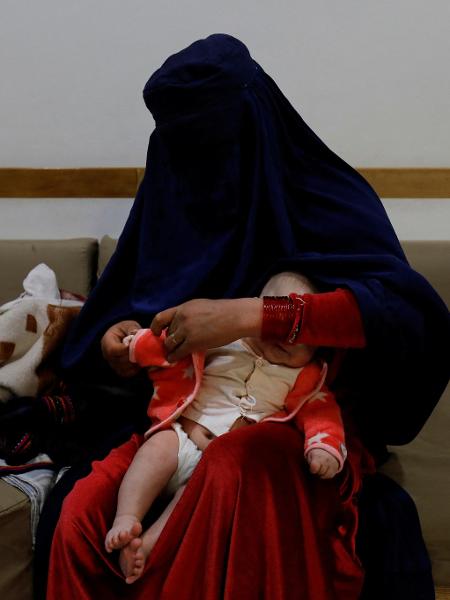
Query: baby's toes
xmin=130 ymin=521 xmax=142 ymax=538
xmin=118 ymin=530 xmax=130 ymax=545
xmin=125 ymin=540 xmax=145 ymax=584
xmin=126 ymin=568 xmax=143 ymax=585
xmin=105 ymin=531 xmax=118 ymax=552
xmin=111 ymin=532 xmax=122 ymax=548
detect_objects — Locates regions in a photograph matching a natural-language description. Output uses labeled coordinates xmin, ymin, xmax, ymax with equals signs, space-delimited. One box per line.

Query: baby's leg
xmin=142 ymin=483 xmax=187 ymax=554
xmin=120 ymin=484 xmax=187 ymax=584
xmin=120 ymin=422 xmax=204 ymax=583
xmin=105 ymin=429 xmax=178 ymax=553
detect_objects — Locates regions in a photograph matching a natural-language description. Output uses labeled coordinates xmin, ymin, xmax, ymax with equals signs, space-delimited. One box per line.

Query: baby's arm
xmin=295 ymin=385 xmax=347 ymax=479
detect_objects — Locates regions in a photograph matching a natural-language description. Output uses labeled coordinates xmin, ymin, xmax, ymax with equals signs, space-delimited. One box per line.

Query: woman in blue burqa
xmin=45 ymin=34 xmax=449 ymax=599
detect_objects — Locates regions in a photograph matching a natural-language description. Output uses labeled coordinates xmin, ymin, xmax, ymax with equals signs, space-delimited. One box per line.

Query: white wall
xmin=1 ymin=0 xmax=449 ymax=239
xmin=0 ymin=198 xmax=449 ymax=242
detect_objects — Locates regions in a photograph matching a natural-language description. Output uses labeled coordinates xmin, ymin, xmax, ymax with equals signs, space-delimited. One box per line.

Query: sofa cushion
xmin=0 ymin=237 xmax=447 ymax=592
xmin=98 ymin=235 xmax=117 ymax=277
xmin=381 ymin=241 xmax=450 ymax=585
xmin=0 ymin=238 xmax=98 ymax=305
xmin=402 ymin=240 xmax=450 ymax=306
xmin=0 ymin=481 xmax=33 ymax=599
xmin=380 ymin=383 xmax=450 ymax=586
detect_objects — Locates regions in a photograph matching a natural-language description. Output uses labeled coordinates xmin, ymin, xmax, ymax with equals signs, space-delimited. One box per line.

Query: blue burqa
xmin=62 ymin=34 xmax=449 ymax=447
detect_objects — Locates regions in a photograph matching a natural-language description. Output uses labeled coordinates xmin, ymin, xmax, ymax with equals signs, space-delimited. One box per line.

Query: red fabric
xmin=130 ymin=329 xmax=344 ymax=465
xmin=296 ymin=289 xmax=366 ymax=349
xmin=261 ymin=296 xmax=296 ymax=341
xmin=130 ymin=329 xmax=205 ymax=435
xmin=261 ymin=289 xmax=366 ymax=349
xmin=287 ymin=294 xmax=306 ymax=343
xmin=47 ymin=423 xmax=374 ymax=600
xmin=296 ymin=383 xmax=346 ymax=471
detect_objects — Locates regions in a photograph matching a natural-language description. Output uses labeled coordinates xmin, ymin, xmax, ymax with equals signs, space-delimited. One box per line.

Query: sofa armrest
xmin=0 ymin=481 xmax=33 ymax=599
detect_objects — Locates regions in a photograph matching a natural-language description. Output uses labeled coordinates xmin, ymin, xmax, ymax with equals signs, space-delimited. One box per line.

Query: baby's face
xmin=244 ymin=338 xmax=315 ymax=368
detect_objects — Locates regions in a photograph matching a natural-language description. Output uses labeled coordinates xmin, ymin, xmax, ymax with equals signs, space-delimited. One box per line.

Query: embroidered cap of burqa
xmin=62 ymin=34 xmax=449 ymax=445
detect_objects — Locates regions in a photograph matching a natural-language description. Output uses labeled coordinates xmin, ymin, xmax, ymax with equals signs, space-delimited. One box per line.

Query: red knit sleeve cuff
xmin=294 ymin=288 xmax=366 ymax=348
xmin=262 ymin=289 xmax=366 ymax=348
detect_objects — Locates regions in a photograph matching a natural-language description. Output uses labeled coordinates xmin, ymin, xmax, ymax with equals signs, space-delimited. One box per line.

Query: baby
xmin=105 ymin=272 xmax=347 ymax=583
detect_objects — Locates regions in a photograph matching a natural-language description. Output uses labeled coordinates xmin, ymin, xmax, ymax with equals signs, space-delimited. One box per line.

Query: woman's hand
xmin=150 ymin=298 xmax=263 ymax=361
xmin=101 ymin=320 xmax=142 ymax=377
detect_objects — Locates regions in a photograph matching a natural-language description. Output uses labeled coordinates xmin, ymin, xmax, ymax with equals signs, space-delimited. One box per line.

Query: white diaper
xmin=165 ymin=421 xmax=203 ymax=496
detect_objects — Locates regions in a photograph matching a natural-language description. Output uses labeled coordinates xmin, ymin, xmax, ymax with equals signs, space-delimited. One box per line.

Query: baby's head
xmin=260 ymin=271 xmax=316 ymax=298
xmin=246 ymin=271 xmax=317 ymax=368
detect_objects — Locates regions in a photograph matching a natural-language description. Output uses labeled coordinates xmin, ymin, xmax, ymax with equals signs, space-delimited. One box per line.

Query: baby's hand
xmin=307 ymin=448 xmax=339 ymax=479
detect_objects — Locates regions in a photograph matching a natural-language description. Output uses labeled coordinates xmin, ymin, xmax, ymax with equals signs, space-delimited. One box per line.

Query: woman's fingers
xmin=151 ymin=297 xmax=263 ymax=358
xmin=165 ymin=331 xmax=184 ymax=349
xmin=167 ymin=340 xmax=190 ymax=362
xmin=151 ymin=307 xmax=178 ymax=336
xmin=107 ymin=336 xmax=130 ymax=359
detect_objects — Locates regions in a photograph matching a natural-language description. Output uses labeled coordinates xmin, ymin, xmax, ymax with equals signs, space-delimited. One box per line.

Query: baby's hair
xmin=261 ymin=271 xmax=317 ymax=297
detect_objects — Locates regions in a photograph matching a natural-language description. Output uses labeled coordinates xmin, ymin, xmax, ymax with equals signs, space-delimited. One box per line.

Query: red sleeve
xmin=294 ymin=384 xmax=347 ymax=472
xmin=295 ymin=288 xmax=366 ymax=348
xmin=129 ymin=329 xmax=168 ymax=367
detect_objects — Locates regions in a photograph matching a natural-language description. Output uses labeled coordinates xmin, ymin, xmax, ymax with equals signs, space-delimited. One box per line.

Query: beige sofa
xmin=0 ymin=237 xmax=449 ymax=599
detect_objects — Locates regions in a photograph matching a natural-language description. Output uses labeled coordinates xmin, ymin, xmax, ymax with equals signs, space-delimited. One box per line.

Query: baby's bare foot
xmin=307 ymin=448 xmax=339 ymax=479
xmin=119 ymin=537 xmax=146 ymax=584
xmin=118 ymin=527 xmax=159 ymax=585
xmin=140 ymin=525 xmax=161 ymax=558
xmin=105 ymin=515 xmax=142 ymax=553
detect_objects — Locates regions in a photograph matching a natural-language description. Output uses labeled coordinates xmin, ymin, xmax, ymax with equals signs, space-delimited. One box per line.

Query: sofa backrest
xmin=0 ymin=237 xmax=449 ymax=309
xmin=0 ymin=238 xmax=98 ymax=305
xmin=1 ymin=235 xmax=448 ymax=583
xmin=401 ymin=240 xmax=450 ymax=306
xmin=97 ymin=237 xmax=450 ymax=306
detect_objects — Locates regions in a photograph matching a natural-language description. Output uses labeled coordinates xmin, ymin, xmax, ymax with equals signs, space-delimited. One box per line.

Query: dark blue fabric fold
xmin=357 ymin=473 xmax=435 ymax=600
xmin=62 ymin=33 xmax=449 ymax=446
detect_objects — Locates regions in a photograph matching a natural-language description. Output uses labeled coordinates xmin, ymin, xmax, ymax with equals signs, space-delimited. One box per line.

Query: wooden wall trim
xmin=360 ymin=168 xmax=450 ymax=199
xmin=0 ymin=168 xmax=145 ymax=198
xmin=0 ymin=167 xmax=449 ymax=198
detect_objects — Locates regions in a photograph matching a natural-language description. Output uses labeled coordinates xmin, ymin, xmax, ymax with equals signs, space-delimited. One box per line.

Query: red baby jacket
xmin=129 ymin=329 xmax=347 ymax=470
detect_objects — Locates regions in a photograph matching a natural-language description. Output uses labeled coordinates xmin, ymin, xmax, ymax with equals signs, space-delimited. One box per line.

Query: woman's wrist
xmin=233 ymin=298 xmax=263 ymax=338
xmin=261 ymin=295 xmax=305 ymax=343
xmin=259 ymin=289 xmax=366 ymax=348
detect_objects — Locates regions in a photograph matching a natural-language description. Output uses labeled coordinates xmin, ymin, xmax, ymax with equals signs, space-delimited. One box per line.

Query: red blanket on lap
xmin=47 ymin=422 xmax=374 ymax=600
